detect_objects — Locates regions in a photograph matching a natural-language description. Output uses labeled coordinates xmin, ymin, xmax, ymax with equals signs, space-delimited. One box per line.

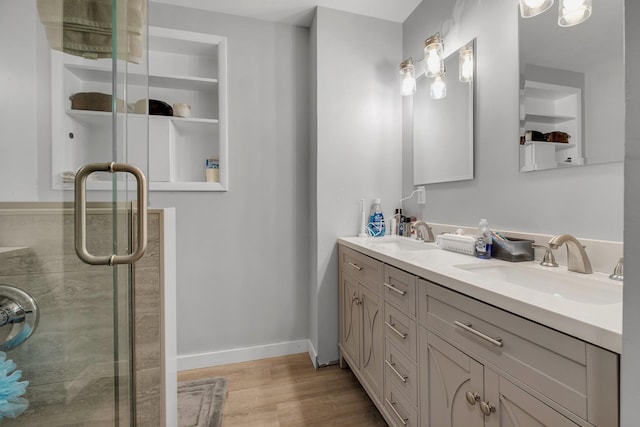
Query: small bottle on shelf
xmin=205 ymin=157 xmax=219 ymax=182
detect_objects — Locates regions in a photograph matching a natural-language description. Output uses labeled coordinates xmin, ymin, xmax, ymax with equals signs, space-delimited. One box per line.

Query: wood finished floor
xmin=177 ymin=353 xmax=388 ymax=426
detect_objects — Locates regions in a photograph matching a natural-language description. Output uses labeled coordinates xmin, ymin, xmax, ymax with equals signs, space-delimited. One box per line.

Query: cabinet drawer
xmin=384 ymin=265 xmax=417 ymax=317
xmin=384 ymin=379 xmax=418 ymax=427
xmin=384 ymin=303 xmax=417 ymax=361
xmin=340 ymin=246 xmax=384 ymax=294
xmin=423 ymin=281 xmax=591 ymax=419
xmin=385 ymin=339 xmax=418 ymax=407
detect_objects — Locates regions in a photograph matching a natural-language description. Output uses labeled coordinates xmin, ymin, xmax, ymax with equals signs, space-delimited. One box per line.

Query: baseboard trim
xmin=178 ymin=339 xmax=311 ymax=371
xmin=308 ymin=340 xmax=319 ymax=369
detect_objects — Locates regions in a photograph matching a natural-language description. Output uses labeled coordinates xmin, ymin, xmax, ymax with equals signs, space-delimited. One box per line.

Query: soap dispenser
xmin=475 ymin=219 xmax=492 ymax=259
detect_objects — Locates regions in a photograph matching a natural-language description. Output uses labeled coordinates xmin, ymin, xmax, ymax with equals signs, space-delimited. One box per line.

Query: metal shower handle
xmin=0 ymin=284 xmax=39 ymax=350
xmin=74 ymin=162 xmax=147 ymax=266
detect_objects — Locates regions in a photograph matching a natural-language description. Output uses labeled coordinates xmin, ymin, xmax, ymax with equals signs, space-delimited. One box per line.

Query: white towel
xmin=37 ymin=0 xmax=145 ymax=63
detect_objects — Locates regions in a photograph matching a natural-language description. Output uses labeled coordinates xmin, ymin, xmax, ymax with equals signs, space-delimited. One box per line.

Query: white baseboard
xmin=308 ymin=340 xmax=319 ymax=369
xmin=178 ymin=339 xmax=311 ymax=371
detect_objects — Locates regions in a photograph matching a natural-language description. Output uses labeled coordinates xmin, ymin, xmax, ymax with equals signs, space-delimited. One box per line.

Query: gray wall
xmin=149 ymin=4 xmax=311 ymax=359
xmin=622 ymin=0 xmax=640 ymax=423
xmin=312 ymin=7 xmax=402 ymax=364
xmin=401 ymin=0 xmax=623 ymax=241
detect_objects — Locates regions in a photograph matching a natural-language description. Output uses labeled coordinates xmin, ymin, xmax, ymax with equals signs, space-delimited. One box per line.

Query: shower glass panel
xmin=0 ymin=1 xmax=148 ymax=425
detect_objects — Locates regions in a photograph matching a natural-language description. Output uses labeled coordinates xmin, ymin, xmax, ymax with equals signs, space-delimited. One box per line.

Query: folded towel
xmin=37 ymin=0 xmax=145 ymax=63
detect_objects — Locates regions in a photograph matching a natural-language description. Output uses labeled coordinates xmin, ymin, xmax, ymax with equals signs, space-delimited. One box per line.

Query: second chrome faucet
xmin=548 ymin=234 xmax=593 ymax=274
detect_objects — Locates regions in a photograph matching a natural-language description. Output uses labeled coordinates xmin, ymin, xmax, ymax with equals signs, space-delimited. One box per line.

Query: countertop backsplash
xmin=427 ymin=223 xmax=623 ymax=276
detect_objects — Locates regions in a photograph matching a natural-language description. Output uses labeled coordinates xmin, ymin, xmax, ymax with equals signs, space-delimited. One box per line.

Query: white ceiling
xmin=151 ymin=0 xmax=423 ymax=27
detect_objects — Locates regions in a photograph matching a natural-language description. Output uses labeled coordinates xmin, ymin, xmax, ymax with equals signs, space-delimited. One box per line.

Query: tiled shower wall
xmin=0 ymin=204 xmax=163 ymax=426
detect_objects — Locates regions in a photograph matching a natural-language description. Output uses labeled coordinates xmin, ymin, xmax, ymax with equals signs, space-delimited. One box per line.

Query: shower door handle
xmin=74 ymin=162 xmax=148 ymax=266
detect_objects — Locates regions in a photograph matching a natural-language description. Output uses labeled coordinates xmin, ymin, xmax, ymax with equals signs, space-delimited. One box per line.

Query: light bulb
xmin=563 ymin=0 xmax=586 ymax=8
xmin=424 ymin=33 xmax=444 ymax=78
xmin=558 ymin=0 xmax=591 ymax=26
xmin=519 ymin=0 xmax=554 ymax=18
xmin=524 ymin=0 xmax=547 ymax=8
xmin=459 ymin=48 xmax=473 ymax=82
xmin=399 ymin=59 xmax=416 ymax=96
xmin=401 ymin=72 xmax=416 ymax=96
xmin=426 ymin=50 xmax=442 ymax=76
xmin=430 ymin=76 xmax=446 ymax=99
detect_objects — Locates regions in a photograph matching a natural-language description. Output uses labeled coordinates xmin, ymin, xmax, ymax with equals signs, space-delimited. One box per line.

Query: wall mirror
xmin=413 ymin=39 xmax=475 ymax=185
xmin=519 ymin=1 xmax=624 ymax=172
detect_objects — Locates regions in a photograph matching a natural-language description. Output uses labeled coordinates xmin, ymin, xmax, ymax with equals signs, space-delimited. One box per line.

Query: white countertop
xmin=338 ymin=235 xmax=622 ymax=354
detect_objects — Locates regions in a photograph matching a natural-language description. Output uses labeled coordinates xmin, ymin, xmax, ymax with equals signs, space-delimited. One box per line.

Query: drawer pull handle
xmin=384 ymin=282 xmax=407 ymax=296
xmin=348 ymin=262 xmax=363 ymax=271
xmin=385 ymin=321 xmax=407 ymax=339
xmin=385 ymin=359 xmax=408 ymax=383
xmin=454 ymin=321 xmax=503 ymax=348
xmin=385 ymin=398 xmax=408 ymax=426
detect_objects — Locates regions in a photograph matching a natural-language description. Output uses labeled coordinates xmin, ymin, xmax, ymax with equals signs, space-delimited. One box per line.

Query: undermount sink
xmin=363 ymin=236 xmax=437 ymax=252
xmin=454 ymin=263 xmax=622 ymax=305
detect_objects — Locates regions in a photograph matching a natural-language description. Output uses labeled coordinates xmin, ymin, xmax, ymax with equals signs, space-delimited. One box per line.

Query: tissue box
xmin=491 ymin=237 xmax=534 ymax=262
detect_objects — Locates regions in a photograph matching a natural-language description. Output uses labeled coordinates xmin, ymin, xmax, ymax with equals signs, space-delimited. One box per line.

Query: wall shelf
xmin=520 ymin=79 xmax=582 ymax=172
xmin=51 ymin=26 xmax=228 ymax=192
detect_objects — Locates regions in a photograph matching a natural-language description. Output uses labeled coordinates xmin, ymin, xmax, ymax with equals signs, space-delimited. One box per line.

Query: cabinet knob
xmin=465 ymin=391 xmax=481 ymax=405
xmin=352 ymin=296 xmax=361 ymax=305
xmin=480 ymin=401 xmax=496 ymax=416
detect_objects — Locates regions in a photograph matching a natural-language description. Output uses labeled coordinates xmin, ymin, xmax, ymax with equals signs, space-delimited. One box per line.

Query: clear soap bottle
xmin=475 ymin=218 xmax=492 ymax=259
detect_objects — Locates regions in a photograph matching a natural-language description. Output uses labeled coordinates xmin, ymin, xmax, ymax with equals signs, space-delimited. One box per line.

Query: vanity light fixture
xmin=459 ymin=45 xmax=474 ymax=83
xmin=558 ymin=0 xmax=592 ymax=26
xmin=424 ymin=33 xmax=445 ymax=78
xmin=519 ymin=0 xmax=555 ymax=18
xmin=400 ymin=58 xmax=417 ymax=96
xmin=430 ymin=74 xmax=447 ymax=99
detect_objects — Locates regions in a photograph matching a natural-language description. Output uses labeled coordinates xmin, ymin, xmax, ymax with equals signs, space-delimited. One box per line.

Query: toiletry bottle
xmin=475 ymin=218 xmax=492 ymax=259
xmin=205 ymin=157 xmax=219 ymax=182
xmin=402 ymin=217 xmax=411 ymax=237
xmin=395 ymin=209 xmax=403 ymax=235
xmin=368 ymin=198 xmax=385 ymax=237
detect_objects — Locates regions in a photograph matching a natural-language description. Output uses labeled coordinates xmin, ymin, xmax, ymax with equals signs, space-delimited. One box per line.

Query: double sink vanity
xmin=338 ymin=235 xmax=620 ymax=426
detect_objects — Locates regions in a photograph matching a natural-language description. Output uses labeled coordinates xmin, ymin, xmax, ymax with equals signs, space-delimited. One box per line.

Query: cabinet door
xmin=483 ymin=369 xmax=580 ymax=427
xmin=360 ymin=284 xmax=383 ymax=399
xmin=421 ymin=330 xmax=484 ymax=427
xmin=340 ymin=274 xmax=360 ymax=368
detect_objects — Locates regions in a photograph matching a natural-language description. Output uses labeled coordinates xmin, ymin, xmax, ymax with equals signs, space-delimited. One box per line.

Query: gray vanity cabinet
xmin=419 ymin=279 xmax=618 ymax=427
xmin=337 ymin=244 xmax=619 ymax=427
xmin=419 ymin=328 xmax=484 ymax=427
xmin=383 ymin=265 xmax=419 ymax=426
xmin=340 ymin=272 xmax=360 ymax=367
xmin=339 ymin=246 xmax=385 ymax=402
xmin=419 ymin=327 xmax=580 ymax=427
xmin=484 ymin=370 xmax=580 ymax=427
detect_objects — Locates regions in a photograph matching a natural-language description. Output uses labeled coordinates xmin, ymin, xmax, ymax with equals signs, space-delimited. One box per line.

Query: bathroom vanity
xmin=338 ymin=237 xmax=620 ymax=427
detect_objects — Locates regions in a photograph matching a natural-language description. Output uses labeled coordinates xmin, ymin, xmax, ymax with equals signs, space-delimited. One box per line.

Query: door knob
xmin=480 ymin=400 xmax=496 ymax=416
xmin=465 ymin=391 xmax=481 ymax=405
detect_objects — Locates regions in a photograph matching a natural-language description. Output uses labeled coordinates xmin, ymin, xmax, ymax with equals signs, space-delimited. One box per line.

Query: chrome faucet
xmin=548 ymin=234 xmax=593 ymax=274
xmin=609 ymin=257 xmax=623 ymax=281
xmin=413 ymin=221 xmax=435 ymax=242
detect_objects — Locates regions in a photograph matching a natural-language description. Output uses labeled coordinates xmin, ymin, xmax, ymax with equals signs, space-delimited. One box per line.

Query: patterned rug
xmin=178 ymin=377 xmax=228 ymax=427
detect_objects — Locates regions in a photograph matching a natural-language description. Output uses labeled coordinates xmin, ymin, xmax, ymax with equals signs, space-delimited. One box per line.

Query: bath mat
xmin=178 ymin=377 xmax=228 ymax=427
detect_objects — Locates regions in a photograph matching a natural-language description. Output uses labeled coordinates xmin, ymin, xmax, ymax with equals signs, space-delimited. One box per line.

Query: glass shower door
xmin=0 ymin=0 xmax=148 ymax=425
